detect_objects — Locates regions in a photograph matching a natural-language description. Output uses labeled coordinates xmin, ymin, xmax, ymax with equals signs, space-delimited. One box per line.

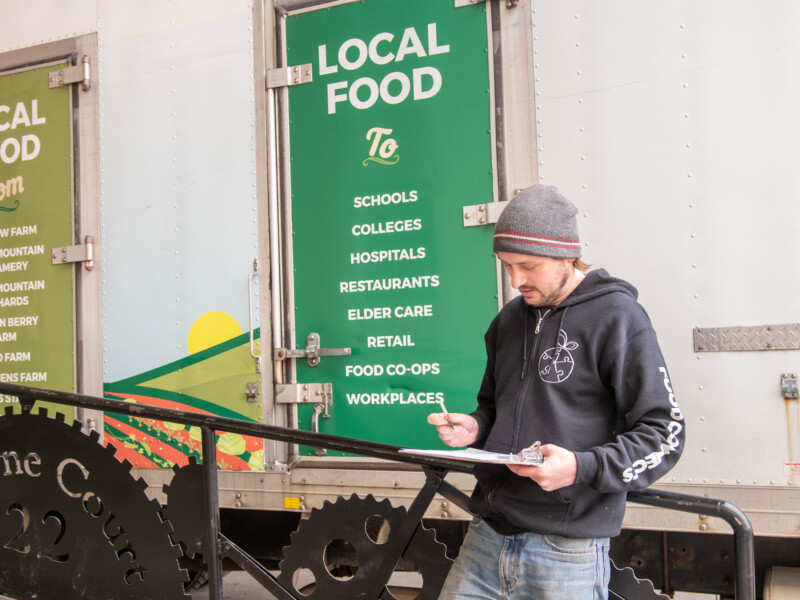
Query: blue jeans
xmin=438 ymin=517 xmax=610 ymax=600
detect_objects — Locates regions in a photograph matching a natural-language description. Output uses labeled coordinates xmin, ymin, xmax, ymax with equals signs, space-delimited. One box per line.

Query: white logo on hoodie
xmin=538 ymin=330 xmax=579 ymax=383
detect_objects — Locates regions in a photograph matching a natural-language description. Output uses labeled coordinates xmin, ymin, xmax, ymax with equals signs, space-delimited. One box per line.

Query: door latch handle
xmin=275 ymin=332 xmax=351 ymax=367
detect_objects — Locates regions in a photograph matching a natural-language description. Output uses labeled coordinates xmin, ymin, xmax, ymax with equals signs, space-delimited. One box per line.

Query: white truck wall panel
xmin=0 ymin=0 xmax=97 ymax=53
xmin=530 ymin=0 xmax=800 ymax=491
xmin=97 ymin=3 xmax=259 ymax=380
xmin=0 ymin=0 xmax=259 ymax=380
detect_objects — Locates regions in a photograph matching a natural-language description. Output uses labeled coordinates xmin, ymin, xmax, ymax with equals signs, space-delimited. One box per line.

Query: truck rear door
xmin=0 ymin=38 xmax=100 ymax=424
xmin=276 ymin=0 xmax=499 ymax=454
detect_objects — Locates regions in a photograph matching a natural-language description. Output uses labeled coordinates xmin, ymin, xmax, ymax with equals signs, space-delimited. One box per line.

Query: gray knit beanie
xmin=493 ymin=184 xmax=582 ymax=258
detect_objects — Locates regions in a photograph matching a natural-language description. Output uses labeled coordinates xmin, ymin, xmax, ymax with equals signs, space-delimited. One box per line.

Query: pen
xmin=439 ymin=399 xmax=455 ymax=429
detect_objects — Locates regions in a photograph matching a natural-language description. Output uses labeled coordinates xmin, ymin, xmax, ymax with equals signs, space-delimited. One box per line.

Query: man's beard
xmin=520 ymin=264 xmax=572 ymax=307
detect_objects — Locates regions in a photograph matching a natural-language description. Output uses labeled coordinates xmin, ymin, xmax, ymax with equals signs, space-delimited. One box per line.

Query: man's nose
xmin=508 ymin=268 xmax=525 ymax=289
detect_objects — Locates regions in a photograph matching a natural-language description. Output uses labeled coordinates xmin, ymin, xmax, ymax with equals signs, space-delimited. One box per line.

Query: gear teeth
xmin=160 ymin=510 xmax=173 ymax=529
xmin=408 ymin=525 xmax=448 ymax=557
xmin=40 ymin=407 xmax=50 ymax=418
xmin=89 ymin=429 xmax=101 ymax=442
xmin=610 ymin=563 xmax=671 ymax=600
xmin=132 ymin=477 xmax=149 ymax=493
xmin=160 ymin=459 xmax=208 ymax=554
xmin=170 ymin=541 xmax=184 ymax=558
xmin=3 ymin=406 xmax=13 ymax=416
xmin=157 ymin=514 xmax=178 ymax=538
xmin=120 ymin=458 xmax=133 ymax=472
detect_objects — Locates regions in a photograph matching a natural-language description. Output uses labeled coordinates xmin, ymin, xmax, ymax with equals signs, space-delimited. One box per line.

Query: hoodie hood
xmin=558 ymin=268 xmax=638 ymax=308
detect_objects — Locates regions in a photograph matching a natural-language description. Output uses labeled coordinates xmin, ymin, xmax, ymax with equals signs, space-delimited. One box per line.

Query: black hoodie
xmin=468 ymin=269 xmax=685 ymax=538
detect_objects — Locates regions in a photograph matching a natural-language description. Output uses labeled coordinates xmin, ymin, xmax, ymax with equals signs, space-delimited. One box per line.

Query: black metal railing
xmin=0 ymin=383 xmax=756 ymax=600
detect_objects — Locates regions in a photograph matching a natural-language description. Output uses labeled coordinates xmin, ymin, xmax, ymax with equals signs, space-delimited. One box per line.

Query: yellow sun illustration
xmin=187 ymin=311 xmax=243 ymax=354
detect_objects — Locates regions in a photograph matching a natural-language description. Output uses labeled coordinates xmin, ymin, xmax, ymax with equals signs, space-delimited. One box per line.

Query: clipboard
xmin=399 ymin=445 xmax=544 ymax=466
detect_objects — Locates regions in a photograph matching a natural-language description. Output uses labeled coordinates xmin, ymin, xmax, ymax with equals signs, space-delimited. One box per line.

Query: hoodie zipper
xmin=512 ymin=308 xmax=550 ymax=450
xmin=535 ymin=308 xmax=549 ymax=334
xmin=485 ymin=308 xmax=553 ymax=515
xmin=521 ymin=308 xmax=550 ymax=380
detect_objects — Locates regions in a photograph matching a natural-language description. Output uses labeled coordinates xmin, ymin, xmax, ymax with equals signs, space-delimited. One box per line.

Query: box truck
xmin=1 ymin=0 xmax=798 ymax=597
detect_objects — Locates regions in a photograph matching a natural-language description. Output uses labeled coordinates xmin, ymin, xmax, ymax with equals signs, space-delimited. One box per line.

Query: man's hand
xmin=506 ymin=443 xmax=577 ymax=491
xmin=427 ymin=412 xmax=479 ymax=447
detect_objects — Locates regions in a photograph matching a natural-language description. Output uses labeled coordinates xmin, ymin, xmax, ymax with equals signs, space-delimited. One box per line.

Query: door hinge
xmin=49 ymin=55 xmax=91 ymax=91
xmin=275 ymin=382 xmax=333 ymax=405
xmin=266 ymin=64 xmax=313 ymax=89
xmin=275 ymin=332 xmax=351 ymax=367
xmin=276 ymin=382 xmax=333 ymax=452
xmin=462 ymin=200 xmax=508 ymax=227
xmin=51 ymin=235 xmax=95 ymax=270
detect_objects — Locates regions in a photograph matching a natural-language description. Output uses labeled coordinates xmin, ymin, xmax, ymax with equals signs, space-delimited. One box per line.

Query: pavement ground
xmin=190 ymin=571 xmax=718 ymax=600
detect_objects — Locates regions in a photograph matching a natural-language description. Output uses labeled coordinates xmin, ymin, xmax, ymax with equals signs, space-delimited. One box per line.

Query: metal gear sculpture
xmin=278 ymin=494 xmax=452 ymax=600
xmin=163 ymin=457 xmax=207 ymax=558
xmin=610 ymin=562 xmax=671 ymax=600
xmin=0 ymin=407 xmax=189 ymax=600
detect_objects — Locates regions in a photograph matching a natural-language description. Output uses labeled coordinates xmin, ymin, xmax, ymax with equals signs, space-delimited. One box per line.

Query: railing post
xmin=628 ymin=490 xmax=756 ymax=600
xmin=202 ymin=426 xmax=224 ymax=600
xmin=725 ymin=500 xmax=756 ymax=600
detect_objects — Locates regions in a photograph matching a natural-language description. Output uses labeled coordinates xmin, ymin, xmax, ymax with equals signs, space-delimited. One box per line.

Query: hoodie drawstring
xmin=522 ymin=304 xmax=529 ymax=380
xmin=549 ymin=308 xmax=569 ymax=374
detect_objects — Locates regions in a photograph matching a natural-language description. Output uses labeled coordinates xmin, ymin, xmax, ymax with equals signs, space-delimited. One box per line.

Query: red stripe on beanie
xmin=494 ymin=230 xmax=580 ymax=249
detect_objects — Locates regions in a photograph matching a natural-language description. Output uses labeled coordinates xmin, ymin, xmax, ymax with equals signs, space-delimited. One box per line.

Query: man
xmin=428 ymin=184 xmax=685 ymax=600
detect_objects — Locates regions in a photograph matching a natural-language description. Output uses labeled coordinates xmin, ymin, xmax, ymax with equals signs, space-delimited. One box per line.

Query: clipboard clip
xmin=509 ymin=441 xmax=544 ymax=466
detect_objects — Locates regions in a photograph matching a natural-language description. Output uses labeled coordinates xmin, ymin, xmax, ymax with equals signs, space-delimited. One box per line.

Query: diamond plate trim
xmin=693 ymin=323 xmax=800 ymax=352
